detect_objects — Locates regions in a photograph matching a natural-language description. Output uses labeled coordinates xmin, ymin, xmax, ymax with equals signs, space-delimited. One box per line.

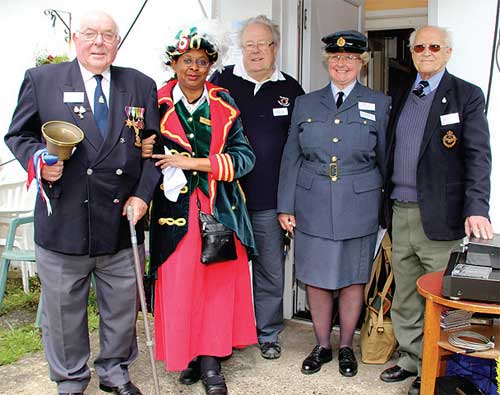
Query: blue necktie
xmin=94 ymin=75 xmax=109 ymax=138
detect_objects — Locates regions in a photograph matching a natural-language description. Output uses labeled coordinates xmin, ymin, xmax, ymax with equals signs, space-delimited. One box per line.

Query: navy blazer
xmin=5 ymin=59 xmax=161 ymax=256
xmin=384 ymin=70 xmax=491 ymax=240
xmin=278 ymin=82 xmax=391 ymax=241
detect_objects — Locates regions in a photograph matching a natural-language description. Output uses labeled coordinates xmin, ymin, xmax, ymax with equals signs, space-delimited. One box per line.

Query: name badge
xmin=440 ymin=112 xmax=460 ymax=126
xmin=273 ymin=108 xmax=288 ymax=117
xmin=359 ymin=111 xmax=376 ymax=121
xmin=358 ymin=102 xmax=375 ymax=111
xmin=64 ymin=92 xmax=85 ymax=103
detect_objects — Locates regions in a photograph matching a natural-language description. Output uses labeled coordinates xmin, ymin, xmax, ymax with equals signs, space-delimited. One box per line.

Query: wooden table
xmin=416 ymin=271 xmax=500 ymax=394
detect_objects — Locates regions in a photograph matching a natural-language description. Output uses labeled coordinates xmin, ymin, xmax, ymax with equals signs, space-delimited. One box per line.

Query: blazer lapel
xmin=61 ymin=60 xmax=103 ymax=153
xmin=93 ymin=66 xmax=131 ymax=164
xmin=319 ymin=84 xmax=336 ymax=112
xmin=419 ymin=70 xmax=451 ymax=160
xmin=337 ymin=81 xmax=363 ymax=114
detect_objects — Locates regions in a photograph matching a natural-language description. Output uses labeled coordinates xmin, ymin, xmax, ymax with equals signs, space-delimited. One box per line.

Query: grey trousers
xmin=35 ymin=244 xmax=144 ymax=393
xmin=391 ymin=202 xmax=460 ymax=375
xmin=249 ymin=209 xmax=285 ymax=343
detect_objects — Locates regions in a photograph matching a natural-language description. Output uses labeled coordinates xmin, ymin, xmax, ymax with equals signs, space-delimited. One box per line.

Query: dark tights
xmin=306 ymin=283 xmax=364 ymax=349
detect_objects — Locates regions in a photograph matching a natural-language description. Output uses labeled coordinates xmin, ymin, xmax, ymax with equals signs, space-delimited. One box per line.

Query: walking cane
xmin=127 ymin=205 xmax=161 ymax=395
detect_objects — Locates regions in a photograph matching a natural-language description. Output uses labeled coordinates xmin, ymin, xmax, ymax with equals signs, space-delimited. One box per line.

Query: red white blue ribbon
xmin=27 ymin=149 xmax=58 ymax=216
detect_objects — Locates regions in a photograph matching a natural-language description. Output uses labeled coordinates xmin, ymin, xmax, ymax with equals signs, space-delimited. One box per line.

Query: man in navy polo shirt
xmin=211 ymin=15 xmax=304 ymax=360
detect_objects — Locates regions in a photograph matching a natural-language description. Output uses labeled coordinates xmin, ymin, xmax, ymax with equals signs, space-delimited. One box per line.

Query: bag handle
xmin=364 ymin=246 xmax=383 ymax=304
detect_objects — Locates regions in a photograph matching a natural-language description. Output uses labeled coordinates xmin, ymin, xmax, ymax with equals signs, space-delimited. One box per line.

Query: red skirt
xmin=154 ymin=189 xmax=257 ymax=371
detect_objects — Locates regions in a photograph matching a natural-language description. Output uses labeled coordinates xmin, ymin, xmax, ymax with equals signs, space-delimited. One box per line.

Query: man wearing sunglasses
xmin=381 ymin=25 xmax=493 ymax=395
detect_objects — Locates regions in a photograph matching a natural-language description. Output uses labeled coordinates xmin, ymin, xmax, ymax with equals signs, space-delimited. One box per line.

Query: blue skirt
xmin=294 ymin=229 xmax=377 ymax=290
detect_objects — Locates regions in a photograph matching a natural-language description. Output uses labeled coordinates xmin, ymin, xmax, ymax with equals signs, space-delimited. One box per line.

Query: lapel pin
xmin=442 ymin=97 xmax=447 ymax=104
xmin=74 ymin=105 xmax=86 ymax=119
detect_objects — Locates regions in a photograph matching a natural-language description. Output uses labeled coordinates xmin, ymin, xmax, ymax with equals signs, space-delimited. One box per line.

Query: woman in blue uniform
xmin=277 ymin=30 xmax=391 ymax=377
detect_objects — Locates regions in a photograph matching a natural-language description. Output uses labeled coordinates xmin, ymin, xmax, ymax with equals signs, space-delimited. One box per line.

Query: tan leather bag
xmin=360 ymin=232 xmax=397 ymax=364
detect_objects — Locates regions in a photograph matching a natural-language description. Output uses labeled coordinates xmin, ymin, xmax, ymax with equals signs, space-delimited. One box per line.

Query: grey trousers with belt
xmin=249 ymin=209 xmax=285 ymax=343
xmin=35 ymin=244 xmax=144 ymax=393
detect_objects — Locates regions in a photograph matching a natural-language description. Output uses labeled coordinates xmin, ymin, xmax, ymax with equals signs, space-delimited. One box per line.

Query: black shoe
xmin=201 ymin=370 xmax=228 ymax=395
xmin=59 ymin=393 xmax=83 ymax=395
xmin=99 ymin=381 xmax=142 ymax=395
xmin=338 ymin=347 xmax=357 ymax=377
xmin=408 ymin=376 xmax=421 ymax=395
xmin=380 ymin=365 xmax=417 ymax=383
xmin=259 ymin=341 xmax=281 ymax=360
xmin=301 ymin=345 xmax=333 ymax=375
xmin=179 ymin=357 xmax=202 ymax=385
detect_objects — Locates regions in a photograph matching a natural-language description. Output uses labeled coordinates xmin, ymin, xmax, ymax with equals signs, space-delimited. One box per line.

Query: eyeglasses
xmin=181 ymin=57 xmax=210 ymax=68
xmin=412 ymin=44 xmax=447 ymax=53
xmin=242 ymin=41 xmax=274 ymax=51
xmin=79 ymin=29 xmax=118 ymax=44
xmin=328 ymin=54 xmax=360 ymax=64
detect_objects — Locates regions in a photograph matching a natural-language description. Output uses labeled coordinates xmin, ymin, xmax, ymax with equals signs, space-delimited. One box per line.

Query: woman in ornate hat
xmin=277 ymin=30 xmax=391 ymax=377
xmin=148 ymin=26 xmax=257 ymax=394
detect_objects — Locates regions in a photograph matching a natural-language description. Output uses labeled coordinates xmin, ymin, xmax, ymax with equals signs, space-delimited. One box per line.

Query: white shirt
xmin=172 ymin=83 xmax=209 ymax=114
xmin=78 ymin=62 xmax=111 ymax=113
xmin=233 ymin=58 xmax=285 ymax=95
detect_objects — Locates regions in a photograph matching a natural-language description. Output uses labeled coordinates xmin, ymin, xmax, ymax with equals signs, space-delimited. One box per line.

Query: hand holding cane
xmin=127 ymin=205 xmax=161 ymax=395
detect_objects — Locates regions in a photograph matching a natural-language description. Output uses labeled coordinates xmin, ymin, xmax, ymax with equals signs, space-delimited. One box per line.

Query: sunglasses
xmin=412 ymin=44 xmax=447 ymax=53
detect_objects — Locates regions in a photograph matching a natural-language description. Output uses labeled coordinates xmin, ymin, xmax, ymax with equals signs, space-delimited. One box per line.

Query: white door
xmin=300 ymin=0 xmax=364 ymax=93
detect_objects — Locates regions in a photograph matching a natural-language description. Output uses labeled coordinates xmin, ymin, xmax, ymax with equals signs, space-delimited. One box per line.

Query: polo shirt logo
xmin=278 ymin=96 xmax=290 ymax=107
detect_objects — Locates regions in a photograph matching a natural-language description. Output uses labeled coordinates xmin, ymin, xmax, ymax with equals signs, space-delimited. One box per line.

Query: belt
xmin=302 ymin=159 xmax=375 ymax=181
xmin=393 ymin=200 xmax=418 ymax=208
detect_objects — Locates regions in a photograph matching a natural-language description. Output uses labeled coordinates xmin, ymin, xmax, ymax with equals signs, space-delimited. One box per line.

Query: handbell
xmin=41 ymin=121 xmax=84 ymax=160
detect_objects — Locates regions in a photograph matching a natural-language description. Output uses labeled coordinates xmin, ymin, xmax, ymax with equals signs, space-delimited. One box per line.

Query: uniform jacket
xmin=384 ymin=70 xmax=491 ymax=240
xmin=5 ymin=59 xmax=160 ymax=256
xmin=277 ymin=82 xmax=391 ymax=240
xmin=149 ymin=80 xmax=256 ymax=273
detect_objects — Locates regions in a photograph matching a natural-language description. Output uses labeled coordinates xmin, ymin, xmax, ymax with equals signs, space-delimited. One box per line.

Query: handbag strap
xmin=364 ymin=245 xmax=383 ymax=304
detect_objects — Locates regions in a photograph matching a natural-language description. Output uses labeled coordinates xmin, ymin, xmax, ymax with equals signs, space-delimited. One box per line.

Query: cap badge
xmin=337 ymin=37 xmax=346 ymax=47
xmin=442 ymin=130 xmax=458 ymax=148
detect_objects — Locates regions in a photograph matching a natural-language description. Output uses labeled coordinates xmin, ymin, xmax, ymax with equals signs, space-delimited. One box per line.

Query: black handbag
xmin=198 ymin=208 xmax=237 ymax=264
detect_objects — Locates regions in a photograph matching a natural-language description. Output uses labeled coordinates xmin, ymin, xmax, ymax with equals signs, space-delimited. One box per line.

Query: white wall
xmin=429 ymin=0 xmax=500 ymax=229
xmin=1 ymin=0 xmax=207 ymax=181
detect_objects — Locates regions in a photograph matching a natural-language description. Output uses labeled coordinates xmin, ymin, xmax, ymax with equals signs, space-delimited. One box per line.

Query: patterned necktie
xmin=94 ymin=75 xmax=109 ymax=138
xmin=412 ymin=80 xmax=429 ymax=98
xmin=336 ymin=91 xmax=344 ymax=109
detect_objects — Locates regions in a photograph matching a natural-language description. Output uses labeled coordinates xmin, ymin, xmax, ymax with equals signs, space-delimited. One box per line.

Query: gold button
xmin=307 ymin=118 xmax=312 ymax=123
xmin=332 ymin=137 xmax=340 ymax=143
xmin=331 ymin=156 xmax=337 ymax=162
xmin=86 ymin=168 xmax=93 ymax=175
xmin=192 ymin=171 xmax=198 ymax=176
xmin=115 ymin=169 xmax=123 ymax=175
xmin=113 ymin=198 xmax=120 ymax=204
xmin=160 ymin=183 xmax=164 ymax=190
xmin=334 ymin=119 xmax=341 ymax=124
xmin=187 ymin=117 xmax=193 ymax=122
xmin=231 ymin=206 xmax=236 ymax=210
xmin=188 ymin=133 xmax=194 ymax=139
xmin=331 ymin=176 xmax=338 ymax=182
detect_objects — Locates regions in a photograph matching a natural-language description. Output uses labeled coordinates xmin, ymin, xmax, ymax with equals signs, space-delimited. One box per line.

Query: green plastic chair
xmin=0 ymin=216 xmax=39 ymax=321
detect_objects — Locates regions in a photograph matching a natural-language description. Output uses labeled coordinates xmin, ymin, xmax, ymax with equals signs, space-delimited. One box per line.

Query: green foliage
xmin=0 ymin=276 xmax=99 ymax=365
xmin=0 ymin=325 xmax=43 ymax=365
xmin=35 ymin=53 xmax=70 ymax=67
